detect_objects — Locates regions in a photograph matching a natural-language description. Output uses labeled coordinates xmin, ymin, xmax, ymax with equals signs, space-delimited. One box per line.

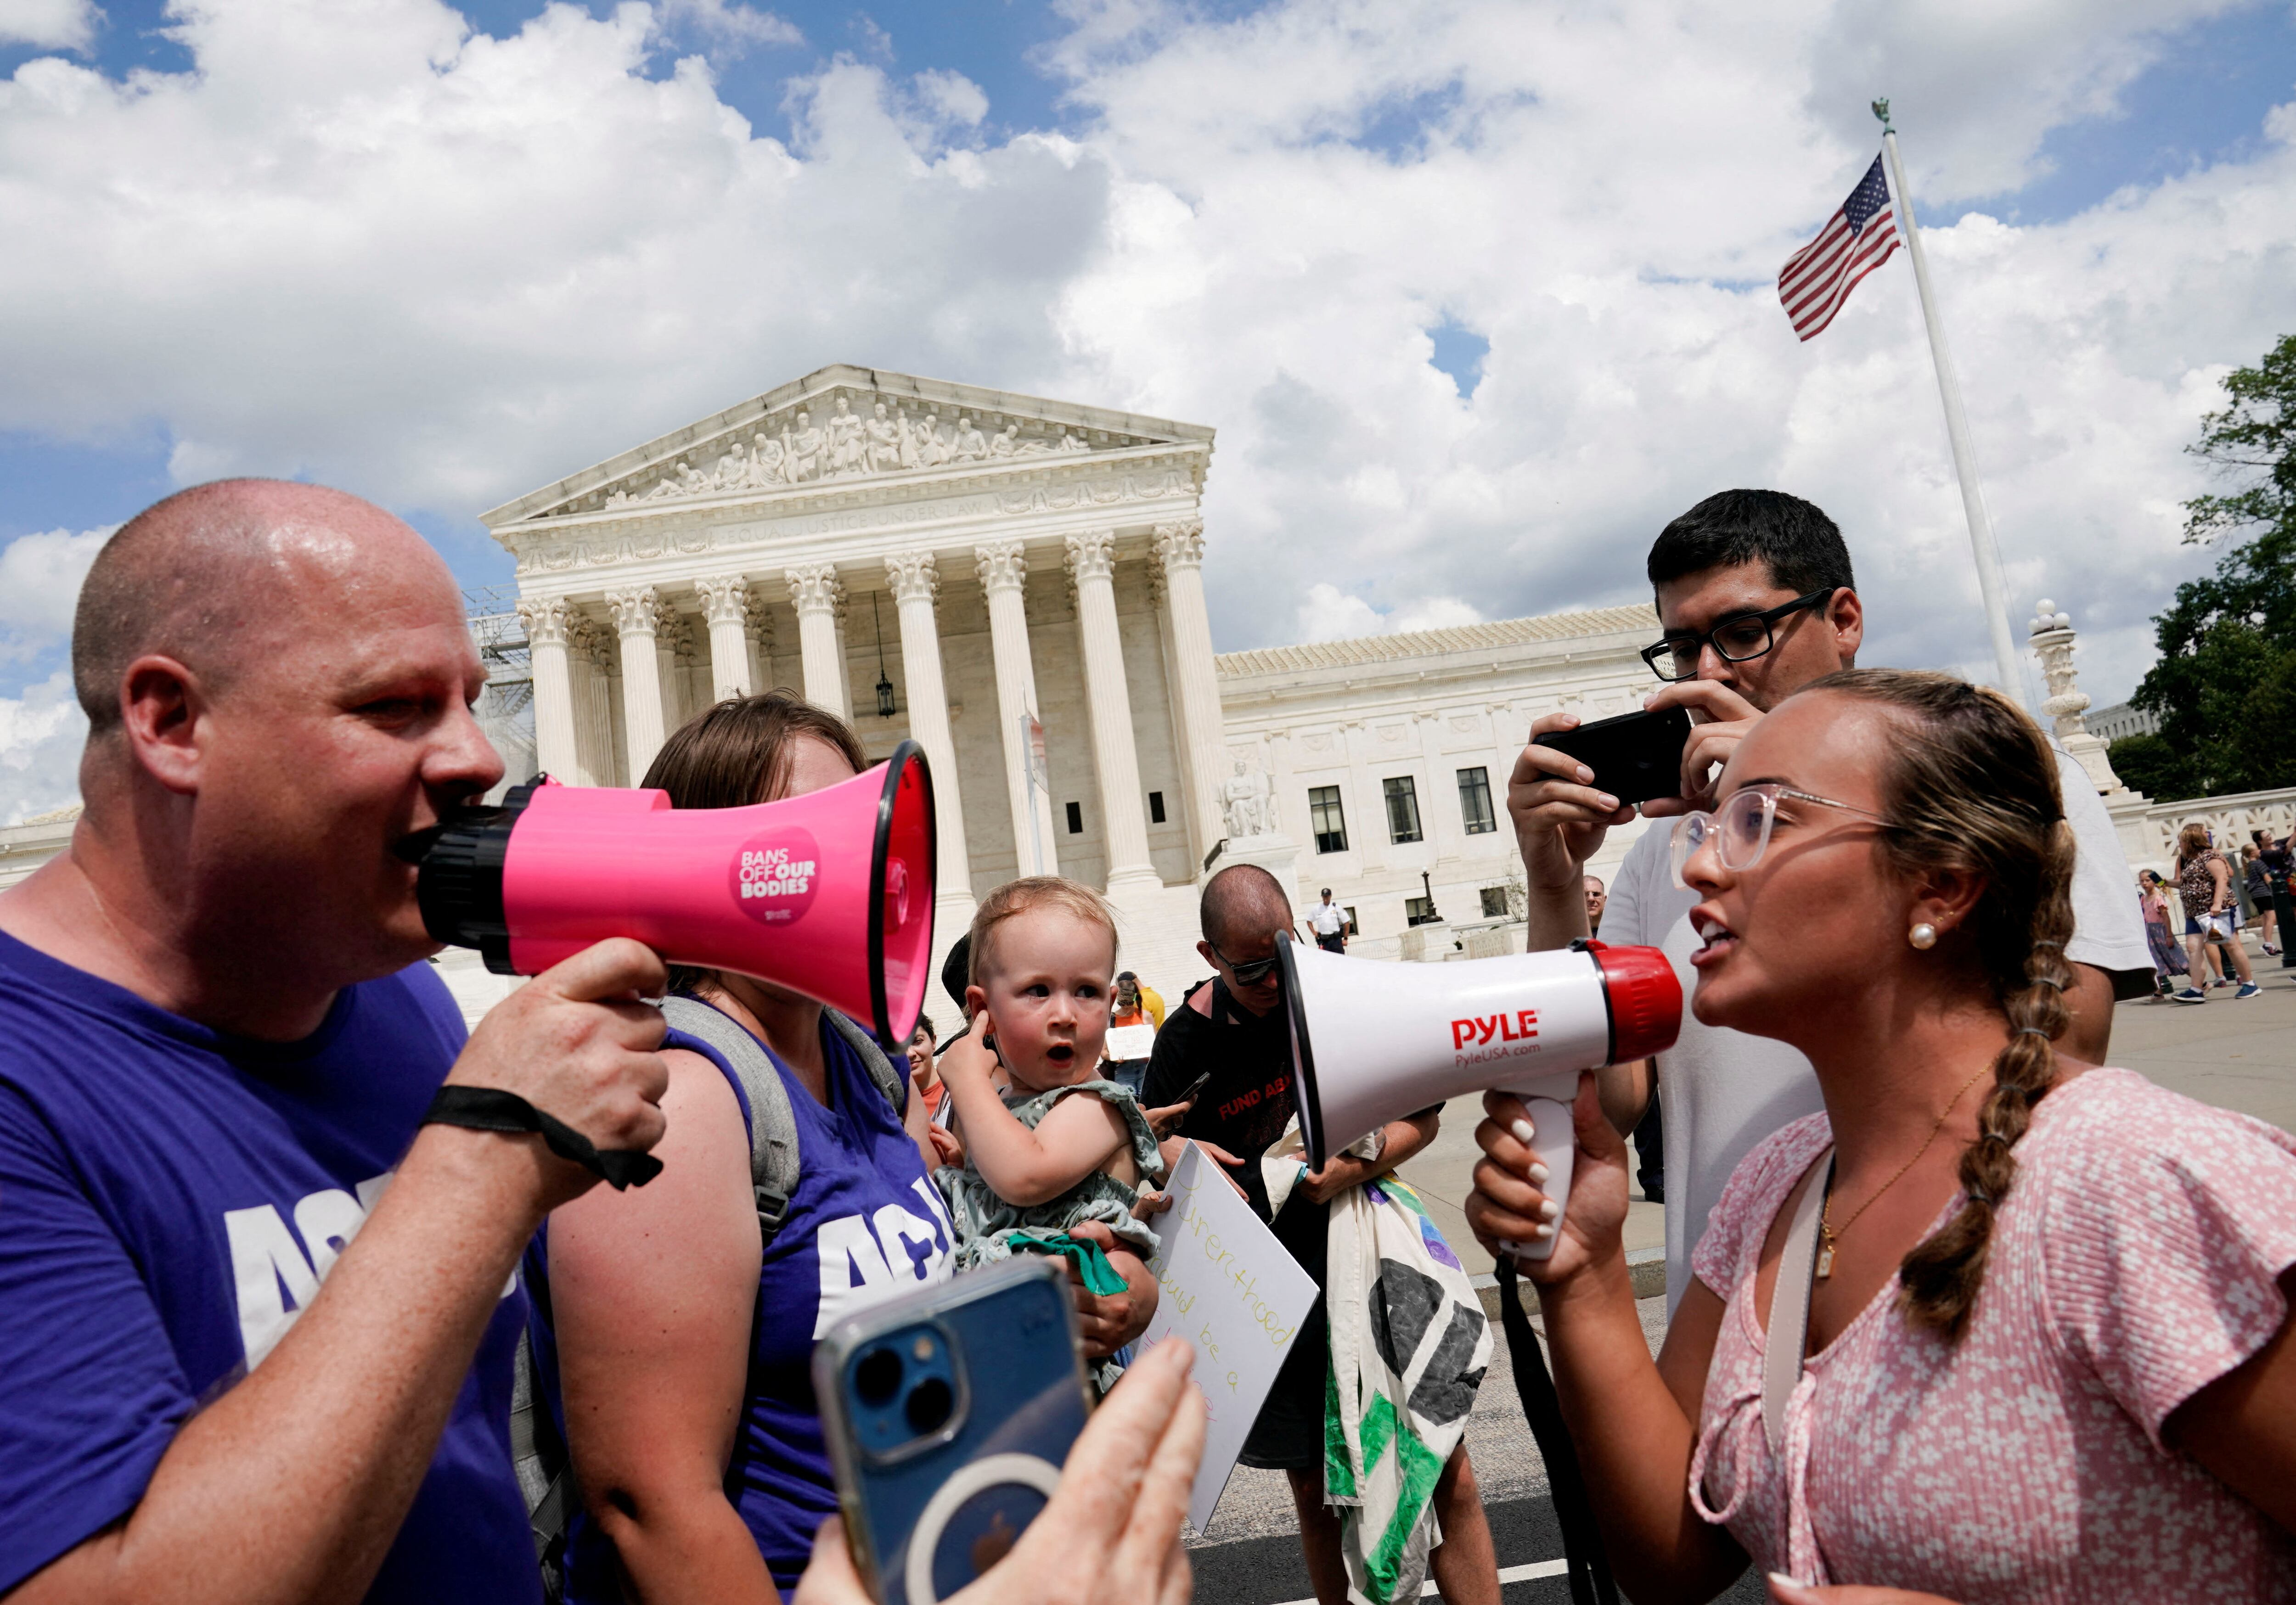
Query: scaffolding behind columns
xmin=1874 ymin=98 xmax=2028 ymax=704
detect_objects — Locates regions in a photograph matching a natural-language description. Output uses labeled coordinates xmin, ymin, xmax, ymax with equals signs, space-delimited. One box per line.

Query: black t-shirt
xmin=1143 ymin=977 xmax=1298 ymax=1223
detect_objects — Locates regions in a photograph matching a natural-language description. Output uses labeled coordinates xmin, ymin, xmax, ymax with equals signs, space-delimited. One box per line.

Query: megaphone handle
xmin=1504 ymin=1096 xmax=1577 ymax=1263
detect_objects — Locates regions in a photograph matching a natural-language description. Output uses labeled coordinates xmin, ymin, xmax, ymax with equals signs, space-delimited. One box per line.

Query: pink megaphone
xmin=414 ymin=740 xmax=936 ymax=1050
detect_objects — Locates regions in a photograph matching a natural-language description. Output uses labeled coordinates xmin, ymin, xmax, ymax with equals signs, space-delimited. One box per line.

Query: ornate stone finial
xmin=694 ymin=574 xmax=751 ymax=628
xmin=884 ymin=550 xmax=940 ymax=608
xmin=787 ymin=563 xmax=845 ymax=618
xmin=1064 ymin=530 xmax=1117 ymax=586
xmin=607 ymin=587 xmax=659 ymax=637
xmin=515 ymin=596 xmax=569 ymax=647
xmin=1152 ymin=519 xmax=1206 ymax=571
xmin=2027 ymin=598 xmax=2125 ymax=794
xmin=974 ymin=539 xmax=1027 ymax=595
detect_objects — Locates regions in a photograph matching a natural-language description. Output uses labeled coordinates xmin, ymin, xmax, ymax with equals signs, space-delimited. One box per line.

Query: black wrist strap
xmin=422 ymin=1086 xmax=664 ymax=1190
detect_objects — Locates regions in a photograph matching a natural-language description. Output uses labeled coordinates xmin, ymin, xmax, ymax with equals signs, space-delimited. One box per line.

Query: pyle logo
xmin=1451 ymin=1010 xmax=1538 ymax=1050
xmin=732 ymin=826 xmax=822 ymax=926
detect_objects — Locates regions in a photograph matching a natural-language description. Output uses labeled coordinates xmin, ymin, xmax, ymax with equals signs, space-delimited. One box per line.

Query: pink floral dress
xmin=1687 ymin=1068 xmax=2296 ymax=1601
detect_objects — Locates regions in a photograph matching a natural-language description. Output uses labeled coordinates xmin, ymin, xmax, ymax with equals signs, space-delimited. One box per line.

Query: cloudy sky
xmin=1 ymin=0 xmax=2291 ymax=822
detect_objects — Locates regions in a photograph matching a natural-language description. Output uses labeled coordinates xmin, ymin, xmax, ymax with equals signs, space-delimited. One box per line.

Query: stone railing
xmin=2108 ymin=786 xmax=2296 ymax=877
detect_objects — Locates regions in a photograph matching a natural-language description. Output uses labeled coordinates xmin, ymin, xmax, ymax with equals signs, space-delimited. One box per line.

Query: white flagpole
xmin=1873 ymin=98 xmax=2026 ymax=702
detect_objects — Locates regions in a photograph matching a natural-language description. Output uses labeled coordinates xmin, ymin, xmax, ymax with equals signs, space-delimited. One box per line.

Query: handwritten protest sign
xmin=1138 ymin=1143 xmax=1320 ymax=1535
xmin=1104 ymin=1022 xmax=1156 ymax=1061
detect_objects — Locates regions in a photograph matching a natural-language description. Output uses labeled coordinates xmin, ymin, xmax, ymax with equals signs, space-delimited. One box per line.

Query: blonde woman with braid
xmin=1465 ymin=670 xmax=2296 ymax=1605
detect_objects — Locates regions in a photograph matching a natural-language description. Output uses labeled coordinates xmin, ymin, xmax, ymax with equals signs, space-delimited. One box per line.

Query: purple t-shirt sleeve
xmin=0 ymin=1085 xmax=194 ymax=1590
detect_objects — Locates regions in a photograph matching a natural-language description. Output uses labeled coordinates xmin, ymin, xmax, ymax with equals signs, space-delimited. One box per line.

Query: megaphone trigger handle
xmin=421 ymin=1085 xmax=665 ymax=1191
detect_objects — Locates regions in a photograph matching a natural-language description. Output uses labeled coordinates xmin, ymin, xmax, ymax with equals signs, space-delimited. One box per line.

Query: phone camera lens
xmin=855 ymin=1349 xmax=903 ymax=1405
xmin=904 ymin=1376 xmax=954 ymax=1435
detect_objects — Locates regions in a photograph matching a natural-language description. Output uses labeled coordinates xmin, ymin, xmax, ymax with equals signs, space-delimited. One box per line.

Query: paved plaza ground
xmin=1189 ymin=944 xmax=2296 ymax=1603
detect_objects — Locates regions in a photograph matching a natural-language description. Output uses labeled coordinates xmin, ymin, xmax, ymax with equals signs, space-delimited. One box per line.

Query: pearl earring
xmin=1909 ymin=922 xmax=1938 ymax=950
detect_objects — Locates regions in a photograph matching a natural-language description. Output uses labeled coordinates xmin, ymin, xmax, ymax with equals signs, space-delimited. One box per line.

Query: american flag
xmin=1778 ymin=154 xmax=1899 ymax=341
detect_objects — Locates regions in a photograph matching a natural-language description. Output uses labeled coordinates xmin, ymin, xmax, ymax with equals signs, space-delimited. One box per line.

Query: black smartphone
xmin=1533 ymin=705 xmax=1694 ymax=807
xmin=1171 ymin=1072 xmax=1211 ymax=1107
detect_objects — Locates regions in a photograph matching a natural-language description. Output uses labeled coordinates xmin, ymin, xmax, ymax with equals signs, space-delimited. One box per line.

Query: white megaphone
xmin=1277 ymin=937 xmax=1681 ymax=1259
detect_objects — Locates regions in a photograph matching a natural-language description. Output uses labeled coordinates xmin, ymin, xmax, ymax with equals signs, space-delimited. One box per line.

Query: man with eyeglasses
xmin=1506 ymin=489 xmax=2150 ymax=1309
xmin=1141 ymin=865 xmax=1495 ymax=1603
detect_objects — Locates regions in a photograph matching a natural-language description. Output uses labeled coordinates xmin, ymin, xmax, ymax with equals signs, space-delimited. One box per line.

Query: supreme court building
xmin=480 ymin=365 xmax=1664 ymax=1000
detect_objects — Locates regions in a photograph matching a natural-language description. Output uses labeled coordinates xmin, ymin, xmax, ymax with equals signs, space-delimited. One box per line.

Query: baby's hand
xmin=1131 ymin=1188 xmax=1174 ymax=1221
xmin=935 ymin=1023 xmax=1000 ymax=1086
xmin=927 ymin=1126 xmax=965 ymax=1168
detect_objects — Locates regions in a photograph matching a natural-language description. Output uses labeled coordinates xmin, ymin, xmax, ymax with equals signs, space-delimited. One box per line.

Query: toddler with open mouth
xmin=934 ymin=877 xmax=1166 ymax=1377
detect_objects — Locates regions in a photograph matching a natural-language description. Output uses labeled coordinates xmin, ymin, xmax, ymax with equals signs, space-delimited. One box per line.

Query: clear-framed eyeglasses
xmin=1670 ymin=784 xmax=1898 ymax=888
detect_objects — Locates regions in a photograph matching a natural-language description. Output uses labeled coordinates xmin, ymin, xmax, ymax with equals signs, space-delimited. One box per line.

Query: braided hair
xmin=1801 ymin=669 xmax=2074 ymax=1341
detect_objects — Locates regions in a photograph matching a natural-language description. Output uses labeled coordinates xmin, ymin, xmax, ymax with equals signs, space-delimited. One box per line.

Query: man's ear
xmin=1195 ymin=939 xmax=1217 ymax=969
xmin=1829 ymin=587 xmax=1864 ymax=667
xmin=118 ymin=655 xmax=210 ymax=797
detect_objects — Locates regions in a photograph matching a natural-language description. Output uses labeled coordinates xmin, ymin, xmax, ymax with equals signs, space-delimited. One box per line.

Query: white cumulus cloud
xmin=0 ymin=0 xmax=2288 ymax=810
xmin=0 ymin=0 xmax=98 ymax=51
xmin=0 ymin=668 xmax=87 ymax=824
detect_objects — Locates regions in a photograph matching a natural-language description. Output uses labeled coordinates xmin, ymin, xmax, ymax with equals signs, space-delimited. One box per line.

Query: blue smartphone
xmin=814 ymin=1257 xmax=1093 ymax=1605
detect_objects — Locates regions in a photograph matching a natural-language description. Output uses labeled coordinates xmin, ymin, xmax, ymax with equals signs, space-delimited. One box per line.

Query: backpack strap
xmin=511 ymin=1330 xmax=574 ymax=1602
xmin=661 ymin=996 xmax=804 ymax=1250
xmin=824 ymin=1008 xmax=912 ymax=1118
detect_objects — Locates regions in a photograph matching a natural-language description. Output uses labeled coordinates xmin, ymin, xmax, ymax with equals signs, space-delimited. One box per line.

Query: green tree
xmin=2130 ymin=333 xmax=2296 ymax=798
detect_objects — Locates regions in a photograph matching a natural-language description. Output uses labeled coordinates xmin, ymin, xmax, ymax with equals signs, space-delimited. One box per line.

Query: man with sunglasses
xmin=1507 ymin=489 xmax=2151 ymax=1309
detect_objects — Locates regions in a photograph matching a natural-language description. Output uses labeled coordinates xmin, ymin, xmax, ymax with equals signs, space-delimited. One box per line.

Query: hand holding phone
xmin=1532 ymin=706 xmax=1694 ymax=808
xmin=797 ymin=1339 xmax=1205 ymax=1605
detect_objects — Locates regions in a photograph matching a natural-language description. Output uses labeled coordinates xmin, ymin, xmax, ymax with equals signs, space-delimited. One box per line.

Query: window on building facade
xmin=1480 ymin=886 xmax=1509 ymax=918
xmin=1384 ymin=776 xmax=1423 ymax=844
xmin=1309 ymin=786 xmax=1348 ymax=853
xmin=1148 ymin=791 xmax=1166 ymax=824
xmin=1458 ymin=767 xmax=1497 ymax=834
xmin=1405 ymin=895 xmax=1439 ymax=926
xmin=1343 ymin=905 xmax=1358 ymax=934
xmin=1065 ymin=801 xmax=1084 ymax=834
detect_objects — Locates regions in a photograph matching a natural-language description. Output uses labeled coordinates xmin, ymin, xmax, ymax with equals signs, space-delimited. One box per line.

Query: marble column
xmin=975 ymin=539 xmax=1059 ymax=875
xmin=885 ymin=550 xmax=975 ymax=911
xmin=654 ymin=600 xmax=690 ymax=730
xmin=695 ymin=575 xmax=754 ymax=701
xmin=608 ymin=587 xmax=666 ymax=780
xmin=515 ymin=596 xmax=579 ymax=782
xmin=744 ymin=589 xmax=775 ymax=697
xmin=568 ymin=615 xmax=617 ymax=786
xmin=786 ymin=564 xmax=849 ymax=720
xmin=1154 ymin=519 xmax=1227 ymax=875
xmin=1064 ymin=532 xmax=1158 ymax=889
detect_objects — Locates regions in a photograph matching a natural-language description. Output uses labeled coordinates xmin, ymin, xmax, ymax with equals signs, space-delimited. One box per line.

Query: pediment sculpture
xmin=598 ymin=390 xmax=1141 ymax=510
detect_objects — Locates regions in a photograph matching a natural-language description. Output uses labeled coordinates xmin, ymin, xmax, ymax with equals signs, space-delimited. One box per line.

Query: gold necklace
xmin=1816 ymin=1064 xmax=1991 ymax=1280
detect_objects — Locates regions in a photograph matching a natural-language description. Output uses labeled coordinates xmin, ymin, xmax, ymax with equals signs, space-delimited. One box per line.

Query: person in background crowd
xmin=1468 ymin=670 xmax=2296 ymax=1603
xmin=2140 ymin=869 xmax=2191 ymax=999
xmin=907 ymin=1015 xmax=943 ymax=1117
xmin=1507 ymin=489 xmax=2151 ymax=1309
xmin=2172 ymin=822 xmax=2258 ymax=1004
xmin=1584 ymin=874 xmax=1608 ymax=934
xmin=1306 ymin=887 xmax=1350 ymax=952
xmin=2242 ymin=843 xmax=2279 ymax=954
xmin=1105 ymin=971 xmax=1157 ymax=1098
xmin=2261 ymin=831 xmax=2296 ymax=970
xmin=0 ymin=480 xmax=671 ymax=1603
xmin=1118 ymin=968 xmax=1165 ymax=1028
xmin=1143 ymin=865 xmax=1499 ymax=1605
xmin=528 ymin=695 xmax=1156 ymax=1603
